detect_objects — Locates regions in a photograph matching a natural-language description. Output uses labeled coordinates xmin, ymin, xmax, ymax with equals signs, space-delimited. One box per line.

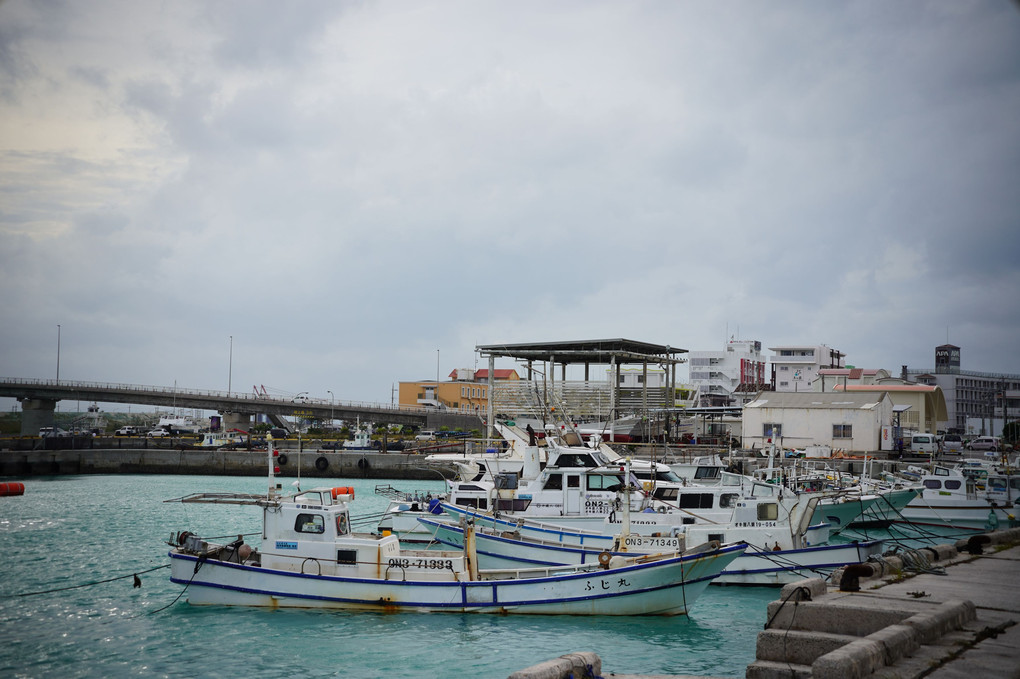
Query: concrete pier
xmin=508 ymin=529 xmax=1020 ymax=679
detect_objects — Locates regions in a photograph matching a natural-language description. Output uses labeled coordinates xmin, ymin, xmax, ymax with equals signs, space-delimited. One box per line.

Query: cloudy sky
xmin=1 ymin=1 xmax=1018 ymax=412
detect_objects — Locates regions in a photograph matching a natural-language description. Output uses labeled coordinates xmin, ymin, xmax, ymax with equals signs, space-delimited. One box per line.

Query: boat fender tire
xmin=597 ymin=551 xmax=612 ymax=567
xmin=315 ymin=456 xmax=329 ymax=471
xmin=656 ymin=506 xmax=668 ymax=514
xmin=277 ymin=454 xmax=288 ymax=465
xmin=357 ymin=457 xmax=368 ymax=469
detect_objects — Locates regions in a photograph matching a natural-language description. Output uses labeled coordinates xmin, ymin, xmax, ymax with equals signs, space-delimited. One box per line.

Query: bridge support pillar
xmin=222 ymin=412 xmax=252 ymax=432
xmin=19 ymin=398 xmax=57 ymax=435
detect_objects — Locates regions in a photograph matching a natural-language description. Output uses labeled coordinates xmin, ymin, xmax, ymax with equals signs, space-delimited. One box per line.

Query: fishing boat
xmin=165 ymin=441 xmax=746 ymax=614
xmin=195 ymin=429 xmax=248 ymax=448
xmin=896 ymin=464 xmax=1019 ymax=531
xmin=380 ymin=422 xmax=873 ymax=547
xmin=426 ymin=501 xmax=885 ymax=586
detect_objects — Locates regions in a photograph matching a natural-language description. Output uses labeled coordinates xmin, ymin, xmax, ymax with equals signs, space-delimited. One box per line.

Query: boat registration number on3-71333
xmin=387 ymin=557 xmax=455 ymax=571
xmin=623 ymin=535 xmax=681 ymax=551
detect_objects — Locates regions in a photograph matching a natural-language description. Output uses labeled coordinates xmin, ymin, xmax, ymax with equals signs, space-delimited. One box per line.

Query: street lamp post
xmin=56 ymin=325 xmax=61 ymax=383
xmin=327 ymin=390 xmax=334 ymax=428
xmin=436 ymin=349 xmax=440 ymax=409
xmin=228 ymin=336 xmax=233 ymax=396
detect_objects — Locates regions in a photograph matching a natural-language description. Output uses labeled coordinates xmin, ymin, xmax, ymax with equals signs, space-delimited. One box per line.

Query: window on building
xmin=763 ymin=423 xmax=782 ymax=439
xmin=833 ymin=424 xmax=852 ymax=439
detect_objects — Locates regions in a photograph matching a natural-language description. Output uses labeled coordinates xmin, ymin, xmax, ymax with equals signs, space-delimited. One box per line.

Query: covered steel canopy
xmin=475 ymin=338 xmax=687 ymax=366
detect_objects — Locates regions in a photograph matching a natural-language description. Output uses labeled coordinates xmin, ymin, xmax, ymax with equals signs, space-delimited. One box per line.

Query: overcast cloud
xmin=1 ymin=1 xmax=1018 ymax=410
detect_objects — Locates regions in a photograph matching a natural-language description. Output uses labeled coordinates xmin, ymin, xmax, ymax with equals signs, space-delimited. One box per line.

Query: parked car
xmin=966 ymin=436 xmax=1003 ymax=452
xmin=147 ymin=428 xmax=171 ymax=437
xmin=38 ymin=427 xmax=70 ymax=437
xmin=941 ymin=433 xmax=965 ymax=454
xmin=415 ymin=430 xmax=437 ymax=441
xmin=909 ymin=433 xmax=937 ymax=454
xmin=115 ymin=426 xmax=140 ymax=436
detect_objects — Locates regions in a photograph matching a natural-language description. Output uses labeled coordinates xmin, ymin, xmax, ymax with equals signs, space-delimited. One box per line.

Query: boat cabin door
xmin=564 ymin=474 xmax=582 ymax=514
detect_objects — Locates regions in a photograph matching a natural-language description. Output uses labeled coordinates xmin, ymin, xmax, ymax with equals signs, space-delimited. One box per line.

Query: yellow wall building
xmin=398 ymin=368 xmax=520 ymax=415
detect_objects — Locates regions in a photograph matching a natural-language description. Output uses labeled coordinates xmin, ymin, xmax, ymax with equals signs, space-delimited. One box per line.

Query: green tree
xmin=1002 ymin=421 xmax=1020 ymax=447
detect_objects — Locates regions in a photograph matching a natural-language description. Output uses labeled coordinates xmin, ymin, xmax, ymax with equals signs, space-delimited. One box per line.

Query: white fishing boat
xmin=427 ymin=502 xmax=885 ymax=586
xmin=381 ymin=425 xmax=872 ymax=548
xmin=897 ymin=464 xmax=1019 ymax=531
xmin=155 ymin=414 xmax=203 ymax=434
xmin=196 ymin=429 xmax=247 ymax=448
xmin=165 ymin=441 xmax=746 ymax=614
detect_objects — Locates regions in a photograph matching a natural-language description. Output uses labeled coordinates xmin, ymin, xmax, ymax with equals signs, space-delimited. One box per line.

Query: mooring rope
xmin=5 ymin=564 xmax=170 ymax=598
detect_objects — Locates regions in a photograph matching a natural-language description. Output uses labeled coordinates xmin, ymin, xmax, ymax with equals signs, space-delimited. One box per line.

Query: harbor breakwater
xmin=0 ymin=447 xmax=454 ymax=480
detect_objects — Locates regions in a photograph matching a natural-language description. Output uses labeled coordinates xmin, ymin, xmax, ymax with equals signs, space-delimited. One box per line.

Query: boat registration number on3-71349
xmin=623 ymin=535 xmax=680 ymax=551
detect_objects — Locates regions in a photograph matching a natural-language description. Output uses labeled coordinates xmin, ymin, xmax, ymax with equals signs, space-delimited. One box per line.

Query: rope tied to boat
xmin=4 ymin=564 xmax=170 ymax=598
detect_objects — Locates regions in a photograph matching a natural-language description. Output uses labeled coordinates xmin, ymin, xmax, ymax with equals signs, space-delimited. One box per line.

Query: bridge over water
xmin=0 ymin=378 xmax=480 ymax=435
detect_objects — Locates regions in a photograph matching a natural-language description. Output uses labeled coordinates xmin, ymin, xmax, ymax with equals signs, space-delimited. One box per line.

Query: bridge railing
xmin=0 ymin=377 xmax=429 ymax=414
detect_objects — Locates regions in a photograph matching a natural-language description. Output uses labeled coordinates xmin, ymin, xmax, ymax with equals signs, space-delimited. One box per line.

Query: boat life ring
xmin=277 ymin=454 xmax=288 ymax=465
xmin=597 ymin=551 xmax=612 ymax=567
xmin=315 ymin=456 xmax=329 ymax=471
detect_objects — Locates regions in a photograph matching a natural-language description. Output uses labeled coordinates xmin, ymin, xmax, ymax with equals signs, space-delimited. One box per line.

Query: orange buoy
xmin=331 ymin=486 xmax=355 ymax=500
xmin=0 ymin=482 xmax=25 ymax=497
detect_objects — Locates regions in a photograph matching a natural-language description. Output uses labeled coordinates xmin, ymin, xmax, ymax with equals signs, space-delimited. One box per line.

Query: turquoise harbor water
xmin=0 ymin=474 xmax=976 ymax=678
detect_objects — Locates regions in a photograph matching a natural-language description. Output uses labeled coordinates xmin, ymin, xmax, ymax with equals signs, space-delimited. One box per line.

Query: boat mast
xmin=267 ymin=434 xmax=279 ymax=500
xmin=620 ymin=457 xmax=632 ymax=546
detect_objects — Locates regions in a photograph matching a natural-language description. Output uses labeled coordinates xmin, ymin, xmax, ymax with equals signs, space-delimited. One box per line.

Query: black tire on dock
xmin=315 ymin=456 xmax=328 ymax=471
xmin=277 ymin=454 xmax=288 ymax=465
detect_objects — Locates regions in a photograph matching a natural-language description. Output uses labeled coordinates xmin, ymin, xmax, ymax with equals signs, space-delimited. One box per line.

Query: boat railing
xmin=374 ymin=484 xmax=443 ymax=504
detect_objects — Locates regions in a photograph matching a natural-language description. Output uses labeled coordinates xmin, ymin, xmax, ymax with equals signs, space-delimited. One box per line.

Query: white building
xmin=742 ymin=391 xmax=894 ymax=453
xmin=813 ymin=368 xmax=891 ymax=392
xmin=687 ymin=339 xmax=767 ymax=406
xmin=769 ymin=344 xmax=846 ymax=393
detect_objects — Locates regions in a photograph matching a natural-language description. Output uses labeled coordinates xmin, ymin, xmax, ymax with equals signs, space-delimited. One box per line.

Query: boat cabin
xmin=256 ymin=487 xmax=466 ymax=581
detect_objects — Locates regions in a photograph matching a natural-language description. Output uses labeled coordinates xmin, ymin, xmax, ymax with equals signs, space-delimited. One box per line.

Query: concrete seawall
xmin=509 ymin=529 xmax=1020 ymax=679
xmin=0 ymin=448 xmax=454 ymax=480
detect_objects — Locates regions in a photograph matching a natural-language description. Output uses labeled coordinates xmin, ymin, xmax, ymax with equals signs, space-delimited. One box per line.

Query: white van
xmin=909 ymin=433 xmax=937 ymax=454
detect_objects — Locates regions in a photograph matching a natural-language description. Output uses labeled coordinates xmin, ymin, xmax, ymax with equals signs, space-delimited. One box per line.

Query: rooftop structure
xmin=475 ymin=339 xmax=689 ymax=431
